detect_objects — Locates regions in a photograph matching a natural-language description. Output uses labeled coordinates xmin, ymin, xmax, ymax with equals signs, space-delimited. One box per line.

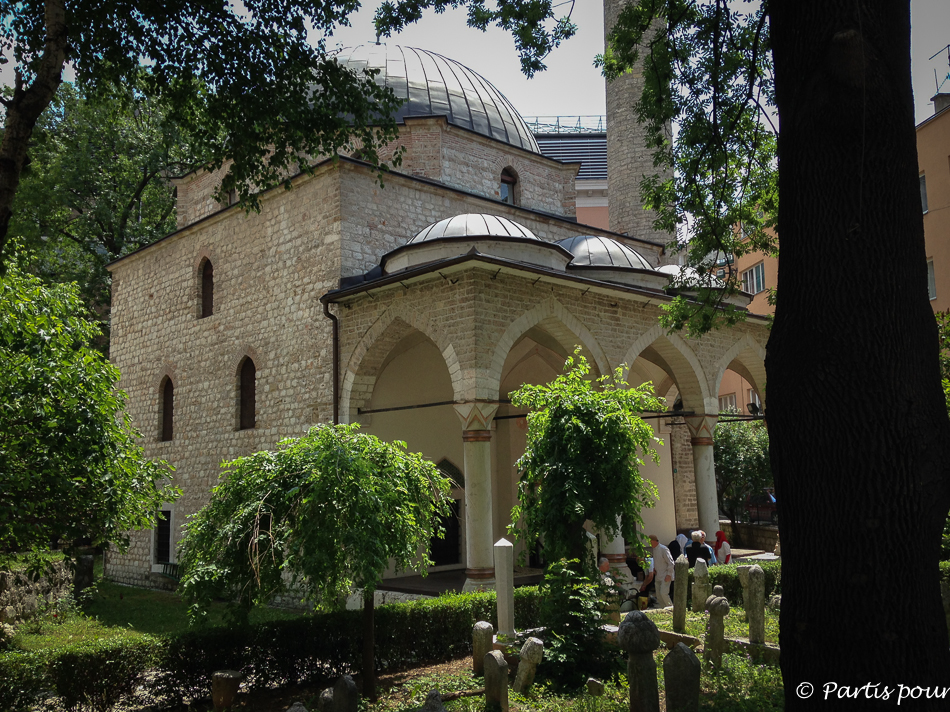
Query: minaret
xmin=604 ymin=0 xmax=673 ymax=250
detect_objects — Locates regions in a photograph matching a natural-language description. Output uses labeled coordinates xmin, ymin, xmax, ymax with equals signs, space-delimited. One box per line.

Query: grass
xmin=12 ymin=577 xmax=302 ymax=652
xmin=641 ymin=605 xmax=780 ymax=645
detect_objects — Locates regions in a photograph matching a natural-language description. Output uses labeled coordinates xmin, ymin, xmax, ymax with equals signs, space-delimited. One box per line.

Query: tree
xmin=508 ymin=352 xmax=663 ymax=568
xmin=178 ymin=423 xmax=453 ymax=700
xmin=0 ymin=0 xmax=406 ymax=266
xmin=713 ymin=417 xmax=772 ymax=543
xmin=377 ymin=0 xmax=950 ymax=704
xmin=11 ymin=80 xmax=199 ymax=339
xmin=0 ymin=259 xmax=178 ymax=560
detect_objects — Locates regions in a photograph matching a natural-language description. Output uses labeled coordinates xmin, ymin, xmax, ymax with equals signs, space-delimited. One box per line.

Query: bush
xmin=677 ymin=560 xmax=781 ymax=609
xmin=49 ymin=637 xmax=161 ymax=712
xmin=1 ymin=586 xmax=545 ymax=710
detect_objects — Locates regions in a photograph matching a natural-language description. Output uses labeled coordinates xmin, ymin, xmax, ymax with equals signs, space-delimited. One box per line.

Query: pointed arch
xmin=621 ymin=323 xmax=711 ymax=410
xmin=340 ymin=306 xmax=461 ymax=423
xmin=712 ymin=333 xmax=768 ymax=406
xmin=489 ymin=298 xmax=610 ymax=395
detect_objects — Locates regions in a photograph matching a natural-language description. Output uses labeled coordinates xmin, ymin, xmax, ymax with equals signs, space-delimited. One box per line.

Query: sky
xmin=324 ymin=0 xmax=950 ymax=125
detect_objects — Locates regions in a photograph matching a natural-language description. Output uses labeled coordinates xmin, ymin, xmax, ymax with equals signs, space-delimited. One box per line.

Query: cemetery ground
xmin=6 ymin=573 xmax=783 ymax=712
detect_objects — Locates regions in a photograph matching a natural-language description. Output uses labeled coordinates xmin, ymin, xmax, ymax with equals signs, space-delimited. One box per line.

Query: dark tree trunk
xmin=362 ymin=589 xmax=377 ymax=701
xmin=0 ymin=0 xmax=68 ymax=264
xmin=769 ymin=2 xmax=950 ymax=708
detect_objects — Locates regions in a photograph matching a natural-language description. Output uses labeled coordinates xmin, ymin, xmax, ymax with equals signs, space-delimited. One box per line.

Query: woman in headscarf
xmin=713 ymin=530 xmax=732 ymax=565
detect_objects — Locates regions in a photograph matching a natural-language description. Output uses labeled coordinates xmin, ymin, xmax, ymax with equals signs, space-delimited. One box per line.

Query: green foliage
xmin=10 ymin=80 xmax=198 ymax=332
xmin=509 ymin=352 xmax=663 ymax=567
xmin=537 ymin=559 xmax=620 ymax=688
xmin=599 ymin=0 xmax=777 ymax=335
xmin=0 ymin=263 xmax=177 ymax=556
xmin=938 ymin=311 xmax=950 ymax=412
xmin=701 ymin=653 xmax=784 ymax=710
xmin=0 ymin=587 xmax=545 ymax=710
xmin=179 ymin=423 xmax=452 ymax=620
xmin=713 ymin=418 xmax=772 ymax=531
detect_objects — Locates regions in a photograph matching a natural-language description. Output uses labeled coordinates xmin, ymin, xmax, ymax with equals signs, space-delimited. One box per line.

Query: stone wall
xmin=719 ymin=521 xmax=779 ymax=551
xmin=0 ymin=562 xmax=72 ymax=624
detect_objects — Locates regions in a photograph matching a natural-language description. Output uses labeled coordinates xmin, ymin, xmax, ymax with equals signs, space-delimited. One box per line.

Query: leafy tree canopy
xmin=11 ymin=79 xmax=199 ymax=333
xmin=0 ymin=259 xmax=177 ymax=558
xmin=178 ymin=423 xmax=453 ymax=619
xmin=509 ymin=352 xmax=663 ymax=569
xmin=0 ymin=0 xmax=406 ymax=264
xmin=713 ymin=416 xmax=772 ymax=533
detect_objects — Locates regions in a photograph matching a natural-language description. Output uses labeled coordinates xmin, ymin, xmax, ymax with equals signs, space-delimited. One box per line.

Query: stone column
xmin=748 ymin=564 xmax=766 ymax=645
xmin=455 ymin=403 xmax=498 ymax=592
xmin=617 ymin=611 xmax=661 ymax=712
xmin=495 ymin=538 xmax=515 ymax=637
xmin=472 ymin=621 xmax=494 ymax=676
xmin=691 ymin=559 xmax=711 ymax=614
xmin=704 ymin=593 xmax=730 ymax=670
xmin=672 ymin=555 xmax=689 ymax=633
xmin=684 ymin=414 xmax=719 ymax=538
xmin=599 ymin=517 xmax=633 ymax=587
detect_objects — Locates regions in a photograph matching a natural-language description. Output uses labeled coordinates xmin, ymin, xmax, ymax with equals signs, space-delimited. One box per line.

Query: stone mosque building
xmin=105 ymin=33 xmax=769 ymax=591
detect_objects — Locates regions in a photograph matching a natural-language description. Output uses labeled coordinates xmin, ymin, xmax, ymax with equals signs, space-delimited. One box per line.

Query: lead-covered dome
xmin=382 ymin=214 xmax=572 ymax=274
xmin=335 ymin=44 xmax=540 ymax=154
xmin=556 ymin=235 xmax=670 ymax=291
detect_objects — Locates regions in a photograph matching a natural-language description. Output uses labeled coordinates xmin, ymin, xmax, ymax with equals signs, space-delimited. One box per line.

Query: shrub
xmin=685 ymin=560 xmax=781 ymax=607
xmin=0 ymin=649 xmax=51 ymax=712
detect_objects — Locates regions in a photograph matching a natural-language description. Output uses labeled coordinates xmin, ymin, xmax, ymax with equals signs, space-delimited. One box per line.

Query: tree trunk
xmin=769 ymin=2 xmax=950 ymax=708
xmin=362 ymin=588 xmax=376 ymax=701
xmin=0 ymin=0 xmax=68 ymax=264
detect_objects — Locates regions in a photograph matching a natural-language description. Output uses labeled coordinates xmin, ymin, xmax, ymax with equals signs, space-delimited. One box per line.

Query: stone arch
xmin=712 ymin=333 xmax=767 ymax=407
xmin=489 ymin=298 xmax=610 ymax=397
xmin=621 ymin=323 xmax=711 ymax=410
xmin=341 ymin=307 xmax=461 ymax=423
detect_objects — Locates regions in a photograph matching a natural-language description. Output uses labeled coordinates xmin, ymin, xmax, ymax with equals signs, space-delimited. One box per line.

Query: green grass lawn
xmin=12 ymin=577 xmax=302 ymax=652
xmin=642 ymin=605 xmax=780 ymax=645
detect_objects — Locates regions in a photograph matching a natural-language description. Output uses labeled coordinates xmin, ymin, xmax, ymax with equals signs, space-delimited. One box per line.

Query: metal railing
xmin=525 ymin=115 xmax=607 ymax=134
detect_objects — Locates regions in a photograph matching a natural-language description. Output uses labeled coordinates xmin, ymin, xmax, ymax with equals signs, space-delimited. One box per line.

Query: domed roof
xmin=411 ymin=214 xmax=539 ymax=243
xmin=556 ymin=235 xmax=654 ymax=271
xmin=335 ymin=44 xmax=540 ymax=154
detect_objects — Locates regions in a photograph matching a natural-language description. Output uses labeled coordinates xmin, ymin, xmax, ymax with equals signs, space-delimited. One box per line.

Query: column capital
xmin=454 ymin=402 xmax=498 ymax=431
xmin=684 ymin=414 xmax=718 ymax=446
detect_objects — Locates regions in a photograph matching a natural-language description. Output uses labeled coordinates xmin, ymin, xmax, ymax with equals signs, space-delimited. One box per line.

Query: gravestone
xmin=211 ymin=670 xmax=242 ymax=712
xmin=748 ymin=565 xmax=765 ymax=645
xmin=673 ymin=555 xmax=688 ymax=633
xmin=663 ymin=643 xmax=700 ymax=712
xmin=484 ymin=651 xmax=509 ymax=712
xmin=317 ymin=675 xmax=359 ymax=712
xmin=691 ymin=559 xmax=710 ymax=613
xmin=586 ymin=678 xmax=605 ymax=696
xmin=473 ymin=621 xmax=494 ymax=676
xmin=495 ymin=539 xmax=515 ymax=638
xmin=512 ymin=637 xmax=543 ymax=693
xmin=736 ymin=565 xmax=751 ymax=619
xmin=412 ymin=690 xmax=448 ymax=712
xmin=286 ymin=704 xmax=308 ymax=712
xmin=617 ymin=611 xmax=661 ymax=712
xmin=704 ymin=594 xmax=730 ymax=670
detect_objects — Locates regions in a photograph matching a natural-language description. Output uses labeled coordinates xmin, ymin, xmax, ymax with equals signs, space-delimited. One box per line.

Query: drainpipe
xmin=322 ymin=301 xmax=339 ymax=424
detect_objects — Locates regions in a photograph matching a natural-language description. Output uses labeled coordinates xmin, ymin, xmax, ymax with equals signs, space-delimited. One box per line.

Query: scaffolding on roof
xmin=525 ymin=115 xmax=607 ymax=134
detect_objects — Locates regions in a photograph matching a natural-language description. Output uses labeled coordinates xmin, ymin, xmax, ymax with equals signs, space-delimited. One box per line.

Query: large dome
xmin=335 ymin=44 xmax=540 ymax=154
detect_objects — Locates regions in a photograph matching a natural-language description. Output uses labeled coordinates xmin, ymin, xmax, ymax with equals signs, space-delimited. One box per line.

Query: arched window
xmin=200 ymin=259 xmax=214 ymax=318
xmin=160 ymin=377 xmax=174 ymax=442
xmin=239 ymin=357 xmax=256 ymax=430
xmin=500 ymin=167 xmax=519 ymax=205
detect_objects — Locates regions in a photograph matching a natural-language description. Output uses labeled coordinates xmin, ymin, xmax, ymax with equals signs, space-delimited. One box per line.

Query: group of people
xmin=622 ymin=529 xmax=732 ymax=608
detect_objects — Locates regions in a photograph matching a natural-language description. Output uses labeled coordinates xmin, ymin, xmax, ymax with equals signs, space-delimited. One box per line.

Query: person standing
xmin=644 ymin=534 xmax=675 ymax=607
xmin=713 ymin=530 xmax=732 ymax=565
xmin=685 ymin=530 xmax=714 ymax=568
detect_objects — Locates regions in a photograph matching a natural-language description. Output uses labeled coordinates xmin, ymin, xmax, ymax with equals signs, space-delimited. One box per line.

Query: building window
xmin=500 ymin=167 xmax=518 ymax=205
xmin=920 ymin=174 xmax=928 ymax=213
xmin=200 ymin=259 xmax=214 ymax=318
xmin=160 ymin=377 xmax=174 ymax=442
xmin=155 ymin=510 xmax=172 ymax=564
xmin=718 ymin=393 xmax=737 ymax=412
xmin=742 ymin=262 xmax=766 ymax=294
xmin=928 ymin=259 xmax=936 ymax=300
xmin=747 ymin=389 xmax=762 ymax=412
xmin=239 ymin=357 xmax=256 ymax=430
xmin=716 ymin=268 xmax=725 ymax=278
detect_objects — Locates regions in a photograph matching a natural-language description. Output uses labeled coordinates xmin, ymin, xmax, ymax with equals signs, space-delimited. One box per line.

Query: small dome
xmin=411 ymin=214 xmax=539 ymax=243
xmin=556 ymin=235 xmax=654 ymax=271
xmin=335 ymin=45 xmax=541 ymax=154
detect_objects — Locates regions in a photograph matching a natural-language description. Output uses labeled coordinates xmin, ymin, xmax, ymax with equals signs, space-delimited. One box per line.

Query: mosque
xmin=104 ymin=38 xmax=768 ymax=592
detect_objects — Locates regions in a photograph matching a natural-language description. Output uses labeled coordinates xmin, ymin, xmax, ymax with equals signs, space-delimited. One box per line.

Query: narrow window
xmin=928 ymin=259 xmax=936 ymax=300
xmin=500 ymin=167 xmax=518 ymax=205
xmin=239 ymin=357 xmax=256 ymax=430
xmin=160 ymin=377 xmax=174 ymax=442
xmin=920 ymin=175 xmax=929 ymax=213
xmin=155 ymin=510 xmax=172 ymax=564
xmin=200 ymin=259 xmax=214 ymax=318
